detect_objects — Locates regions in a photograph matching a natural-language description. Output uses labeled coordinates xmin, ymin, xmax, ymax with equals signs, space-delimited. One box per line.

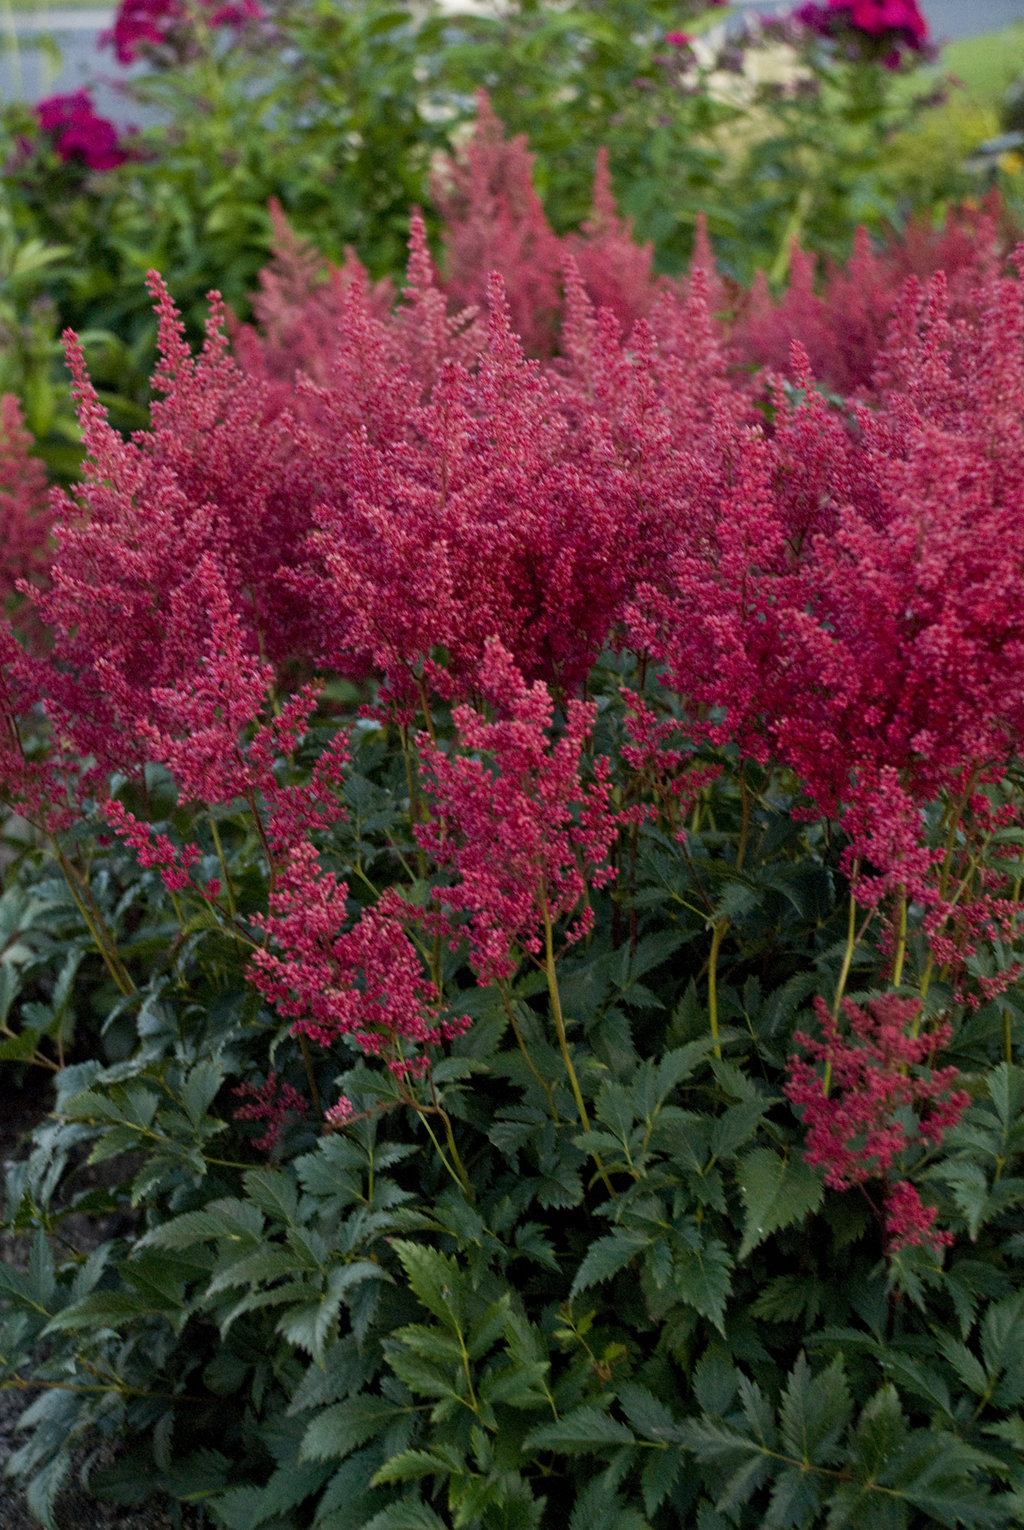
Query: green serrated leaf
xmin=737 ymin=1149 xmax=824 ymax=1260
xmin=523 ymin=1403 xmax=635 ymax=1454
xmin=371 ymin=1445 xmax=464 ymax=1486
xmin=570 ymin=1230 xmax=649 ymax=1298
xmin=244 ymin=1167 xmax=301 ymax=1226
xmin=392 ymin=1240 xmax=467 ymax=1332
xmin=300 ymin=1394 xmax=405 ymax=1463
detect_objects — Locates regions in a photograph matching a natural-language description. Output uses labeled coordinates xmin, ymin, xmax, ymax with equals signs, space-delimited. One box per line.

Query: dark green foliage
xmin=3 ymin=686 xmax=1024 ymax=1530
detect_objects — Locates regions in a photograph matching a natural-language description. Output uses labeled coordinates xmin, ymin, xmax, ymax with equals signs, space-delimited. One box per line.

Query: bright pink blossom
xmin=884 ymin=1179 xmax=952 ymax=1253
xmin=103 ymin=799 xmax=202 ymax=893
xmin=415 ymin=641 xmax=620 ymax=983
xmin=34 ymin=91 xmax=128 ymax=170
xmin=233 ymin=1072 xmax=307 ymax=1155
xmin=794 ymin=0 xmax=928 ymax=58
xmin=101 ymin=0 xmax=262 ymax=65
xmin=785 ymin=994 xmax=967 ymax=1251
xmin=324 ymin=1096 xmax=356 ymax=1128
xmin=250 ymin=844 xmax=465 ymax=1070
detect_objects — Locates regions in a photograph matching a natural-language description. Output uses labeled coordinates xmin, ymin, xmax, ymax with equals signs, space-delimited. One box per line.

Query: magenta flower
xmin=34 ymin=91 xmax=128 ymax=171
xmin=415 ymin=640 xmax=620 ymax=984
xmin=101 ymin=0 xmax=263 ymax=65
xmin=794 ymin=0 xmax=928 ymax=56
xmin=785 ymin=995 xmax=967 ymax=1252
xmin=233 ymin=1072 xmax=308 ymax=1155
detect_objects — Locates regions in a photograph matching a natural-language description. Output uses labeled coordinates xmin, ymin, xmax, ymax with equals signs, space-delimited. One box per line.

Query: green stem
xmin=831 ymin=861 xmax=861 ymax=1021
xmin=0 ymin=1372 xmax=204 ymax=1404
xmin=539 ymin=896 xmax=615 ymax=1193
xmin=769 ymin=184 xmax=814 ymax=287
xmin=53 ymin=842 xmax=135 ymax=998
xmin=826 ymin=862 xmax=863 ymax=1094
xmin=499 ymin=983 xmax=560 ymax=1122
xmin=208 ymin=813 xmax=243 ymax=957
xmin=708 ymin=917 xmax=727 ymax=1062
xmin=891 ymin=886 xmax=907 ymax=988
xmin=540 ymin=892 xmax=590 ymax=1132
xmin=298 ymin=1033 xmax=322 ymax=1118
xmin=399 ymin=724 xmax=428 ymax=880
xmin=416 ymin=1105 xmax=473 ymax=1198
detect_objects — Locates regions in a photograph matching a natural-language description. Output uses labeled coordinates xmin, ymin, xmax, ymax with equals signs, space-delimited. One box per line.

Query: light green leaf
xmin=524 ymin=1404 xmax=635 ymax=1453
xmin=737 ymin=1148 xmax=824 ymax=1260
xmin=300 ymin=1395 xmax=405 ymax=1463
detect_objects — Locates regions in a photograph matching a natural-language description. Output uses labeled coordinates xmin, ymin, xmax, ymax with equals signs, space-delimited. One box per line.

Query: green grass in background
xmin=942 ymin=21 xmax=1024 ymax=103
xmin=2 ymin=0 xmax=111 ymax=13
xmin=880 ymin=22 xmax=1024 ymax=207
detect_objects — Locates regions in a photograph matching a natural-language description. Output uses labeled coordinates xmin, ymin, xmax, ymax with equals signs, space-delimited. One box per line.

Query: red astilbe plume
xmin=785 ymin=994 xmax=967 ymax=1253
xmin=432 ymin=99 xmax=682 ymax=356
xmin=556 ymin=259 xmax=758 ymax=668
xmin=774 ymin=268 xmax=1024 ymax=817
xmin=625 ymin=254 xmax=1024 ymax=997
xmin=140 ymin=275 xmax=322 ymax=666
xmin=131 ymin=554 xmax=319 ymax=807
xmin=229 ymin=197 xmax=397 ymax=417
xmin=233 ymin=1072 xmax=308 ymax=1156
xmin=249 ymin=842 xmax=463 ymax=1075
xmin=731 ymin=199 xmax=1013 ymax=398
xmin=564 ymin=148 xmax=670 ymax=337
xmin=626 ymin=415 xmax=794 ymax=763
xmin=0 ymin=395 xmax=53 ymax=651
xmin=389 ymin=211 xmax=483 ymax=396
xmin=735 ymin=237 xmax=890 ymax=399
xmin=102 ymin=800 xmax=203 ymax=893
xmin=0 ymin=621 xmax=84 ymax=833
xmin=414 ymin=640 xmax=619 ymax=984
xmin=249 ymin=723 xmax=467 ymax=1079
xmin=431 ymin=92 xmax=564 ymax=357
xmin=294 ymin=270 xmax=641 ymax=701
xmin=36 ymin=280 xmax=322 ymax=784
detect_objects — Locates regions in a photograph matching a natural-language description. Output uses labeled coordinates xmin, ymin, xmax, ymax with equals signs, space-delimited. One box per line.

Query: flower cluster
xmin=101 ymin=0 xmax=263 ymax=66
xmin=233 ymin=1072 xmax=308 ymax=1155
xmin=415 ymin=641 xmax=619 ymax=984
xmin=785 ymin=995 xmax=968 ymax=1251
xmin=34 ymin=91 xmax=128 ymax=172
xmin=249 ymin=845 xmax=463 ymax=1074
xmin=793 ymin=0 xmax=929 ymax=64
xmin=103 ymin=800 xmax=203 ymax=894
xmin=0 ymin=395 xmax=52 ymax=641
xmin=733 ymin=200 xmax=1010 ymax=396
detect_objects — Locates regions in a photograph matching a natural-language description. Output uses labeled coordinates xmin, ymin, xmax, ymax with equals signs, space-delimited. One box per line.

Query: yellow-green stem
xmin=769 ymin=185 xmax=814 ymax=286
xmin=831 ymin=863 xmax=861 ymax=1021
xmin=500 ymin=983 xmax=561 ymax=1123
xmin=298 ymin=1033 xmax=322 ymax=1118
xmin=399 ymin=724 xmax=429 ymax=880
xmin=825 ymin=864 xmax=862 ymax=1094
xmin=708 ymin=917 xmax=728 ymax=1061
xmin=417 ymin=1105 xmax=473 ymax=1198
xmin=891 ymin=888 xmax=907 ymax=988
xmin=415 ymin=675 xmax=439 ymax=750
xmin=209 ymin=813 xmax=240 ymax=934
xmin=541 ymin=895 xmax=591 ymax=1132
xmin=53 ymin=844 xmax=135 ymax=998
